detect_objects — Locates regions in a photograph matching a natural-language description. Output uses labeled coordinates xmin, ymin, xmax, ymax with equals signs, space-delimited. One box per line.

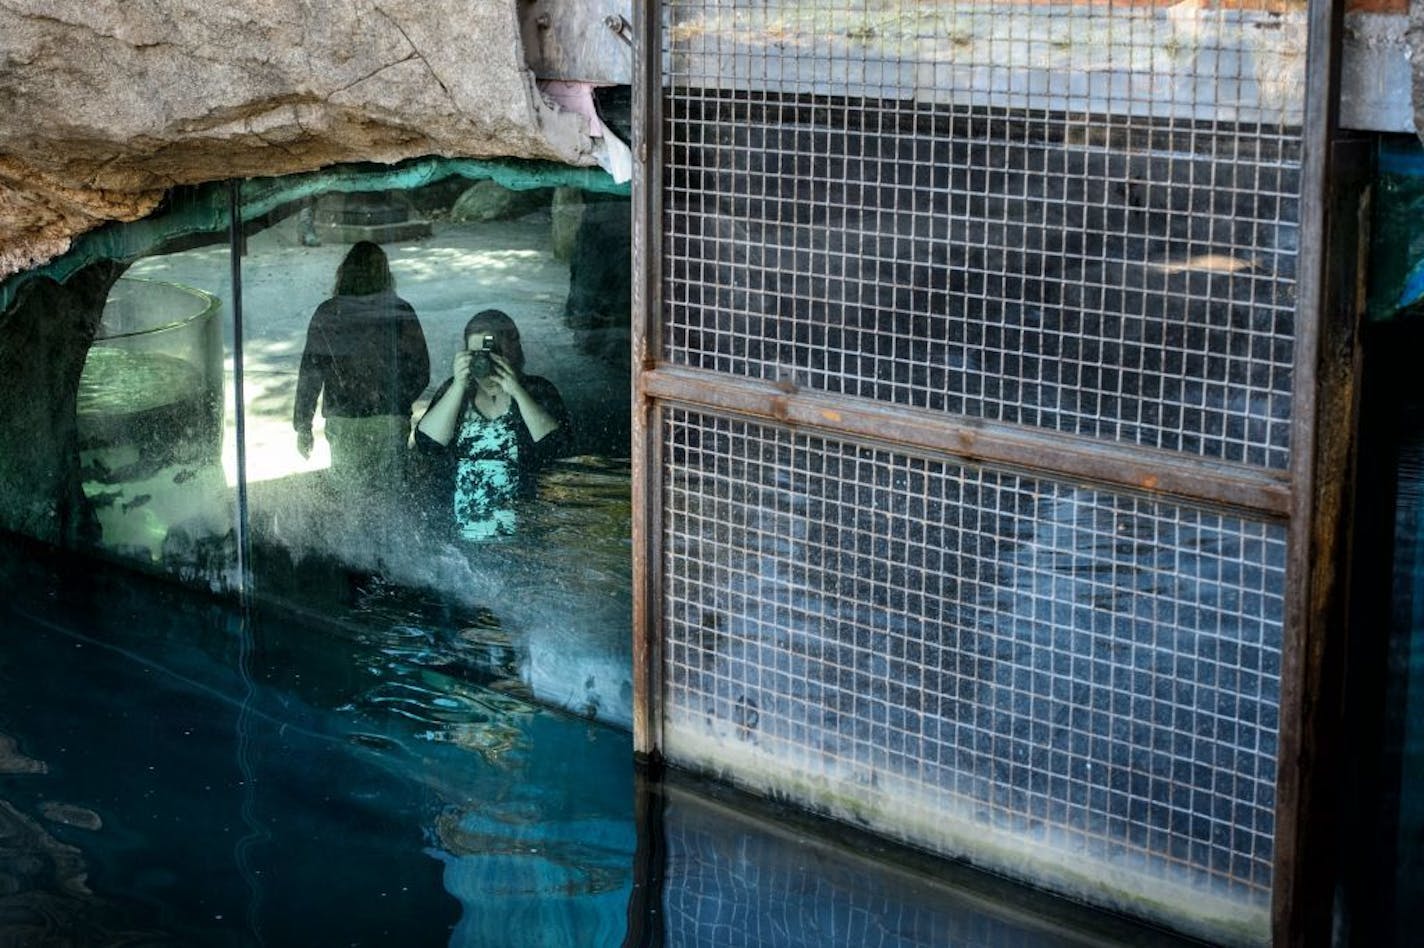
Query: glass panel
xmin=0 ymin=187 xmax=241 ymax=589
xmin=79 ymin=272 xmax=234 ymax=578
xmin=660 ymin=407 xmax=1284 ymax=945
xmin=237 ymin=163 xmax=634 ymax=727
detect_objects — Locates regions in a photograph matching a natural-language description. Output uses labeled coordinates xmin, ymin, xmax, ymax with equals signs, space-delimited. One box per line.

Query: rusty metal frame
xmin=629 ymin=0 xmax=1362 ymax=942
xmin=631 ymin=0 xmax=665 ymax=761
xmin=1275 ymin=0 xmax=1365 ymax=941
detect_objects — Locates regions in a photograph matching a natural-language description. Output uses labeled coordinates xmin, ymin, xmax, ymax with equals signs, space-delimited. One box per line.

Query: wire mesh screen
xmin=652 ymin=0 xmax=1309 ymax=940
xmin=660 ymin=408 xmax=1285 ymax=936
xmin=661 ymin=1 xmax=1306 ymax=469
xmin=657 ymin=786 xmax=1102 ymax=947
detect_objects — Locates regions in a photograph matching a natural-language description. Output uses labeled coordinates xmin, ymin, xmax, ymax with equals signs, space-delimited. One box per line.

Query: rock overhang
xmin=0 ymin=0 xmax=610 ymax=279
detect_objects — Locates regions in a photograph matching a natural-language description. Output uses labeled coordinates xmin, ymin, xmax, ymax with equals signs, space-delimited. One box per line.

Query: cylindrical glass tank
xmin=77 ymin=277 xmax=226 ymax=561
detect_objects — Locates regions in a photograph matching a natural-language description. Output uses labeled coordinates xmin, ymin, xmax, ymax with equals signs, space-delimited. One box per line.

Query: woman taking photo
xmin=415 ymin=309 xmax=571 ymax=540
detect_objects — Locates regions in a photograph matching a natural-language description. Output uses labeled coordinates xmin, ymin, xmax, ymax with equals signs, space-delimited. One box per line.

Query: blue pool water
xmin=0 ymin=538 xmax=1193 ymax=947
xmin=0 ymin=541 xmax=634 ymax=946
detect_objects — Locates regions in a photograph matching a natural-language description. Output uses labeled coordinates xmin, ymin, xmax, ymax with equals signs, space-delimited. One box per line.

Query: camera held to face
xmin=469 ymin=334 xmax=496 ymax=380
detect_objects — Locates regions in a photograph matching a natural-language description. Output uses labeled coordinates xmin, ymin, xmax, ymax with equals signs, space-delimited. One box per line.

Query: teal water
xmin=0 ymin=538 xmax=1191 ymax=947
xmin=0 ymin=541 xmax=633 ymax=946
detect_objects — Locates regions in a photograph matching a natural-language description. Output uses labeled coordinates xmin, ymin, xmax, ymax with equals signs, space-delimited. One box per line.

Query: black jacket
xmin=294 ymin=290 xmax=430 ymax=431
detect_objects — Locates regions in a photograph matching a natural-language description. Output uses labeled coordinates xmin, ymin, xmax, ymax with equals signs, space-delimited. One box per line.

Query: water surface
xmin=0 ymin=538 xmax=1194 ymax=947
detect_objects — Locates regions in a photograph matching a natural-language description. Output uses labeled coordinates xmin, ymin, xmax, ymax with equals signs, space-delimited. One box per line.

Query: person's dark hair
xmin=463 ymin=309 xmax=525 ymax=373
xmin=334 ymin=241 xmax=394 ymax=296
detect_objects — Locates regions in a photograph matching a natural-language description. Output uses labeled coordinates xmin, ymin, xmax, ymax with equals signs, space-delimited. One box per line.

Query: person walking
xmin=294 ymin=241 xmax=430 ymax=490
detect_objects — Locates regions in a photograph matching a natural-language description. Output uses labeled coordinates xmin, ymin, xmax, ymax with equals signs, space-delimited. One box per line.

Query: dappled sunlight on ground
xmin=221 ymin=339 xmax=329 ymax=486
xmin=220 ymin=375 xmax=329 ymax=487
xmin=399 ymin=245 xmax=549 ymax=282
xmin=130 ymin=205 xmax=603 ymax=490
xmin=125 ymin=245 xmax=231 ymax=281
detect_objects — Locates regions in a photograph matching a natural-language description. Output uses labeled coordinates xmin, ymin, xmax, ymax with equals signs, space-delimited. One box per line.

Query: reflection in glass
xmin=293 ymin=240 xmax=430 ymax=491
xmin=415 ymin=309 xmax=572 ymax=542
xmin=77 ymin=275 xmax=233 ymax=576
xmin=237 ymin=170 xmax=633 ymax=728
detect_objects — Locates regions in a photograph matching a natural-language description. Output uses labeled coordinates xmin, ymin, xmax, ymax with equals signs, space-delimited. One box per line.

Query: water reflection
xmin=247 ymin=456 xmax=633 ymax=727
xmin=0 ymin=535 xmax=1194 ymax=947
xmin=0 ymin=536 xmax=631 ymax=945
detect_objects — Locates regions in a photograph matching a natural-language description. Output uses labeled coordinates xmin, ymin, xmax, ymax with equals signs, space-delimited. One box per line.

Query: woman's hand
xmin=485 ymin=353 xmax=526 ymax=397
xmin=452 ymin=349 xmax=472 ymax=389
xmin=488 ymin=353 xmax=561 ymax=443
xmin=415 ymin=351 xmax=476 ymax=447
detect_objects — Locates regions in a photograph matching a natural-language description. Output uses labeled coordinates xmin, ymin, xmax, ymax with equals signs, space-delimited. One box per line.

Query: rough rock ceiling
xmin=0 ymin=0 xmax=594 ymax=279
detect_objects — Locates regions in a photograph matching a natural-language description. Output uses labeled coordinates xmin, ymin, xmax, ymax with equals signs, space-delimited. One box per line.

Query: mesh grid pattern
xmin=662 ymin=409 xmax=1284 ymax=905
xmin=662 ymin=1 xmax=1305 ymax=469
xmin=659 ymin=792 xmax=1065 ymax=947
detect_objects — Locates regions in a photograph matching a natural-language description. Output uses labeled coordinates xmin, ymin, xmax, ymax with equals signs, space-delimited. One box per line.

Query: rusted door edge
xmin=630 ymin=0 xmax=664 ymax=762
xmin=1273 ymin=0 xmax=1363 ymax=923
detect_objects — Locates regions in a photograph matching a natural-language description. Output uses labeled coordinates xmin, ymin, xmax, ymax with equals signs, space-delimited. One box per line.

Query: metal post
xmin=631 ymin=0 xmax=666 ymax=760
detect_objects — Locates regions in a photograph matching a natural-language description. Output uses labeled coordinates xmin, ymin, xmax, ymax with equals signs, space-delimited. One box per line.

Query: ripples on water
xmin=0 ymin=521 xmax=637 ymax=946
xmin=0 ymin=475 xmax=1210 ymax=947
xmin=243 ymin=454 xmax=634 ymax=731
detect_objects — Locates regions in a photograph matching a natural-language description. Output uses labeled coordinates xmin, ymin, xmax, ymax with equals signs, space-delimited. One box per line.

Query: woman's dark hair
xmin=333 ymin=241 xmax=394 ymax=296
xmin=463 ymin=309 xmax=526 ymax=373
